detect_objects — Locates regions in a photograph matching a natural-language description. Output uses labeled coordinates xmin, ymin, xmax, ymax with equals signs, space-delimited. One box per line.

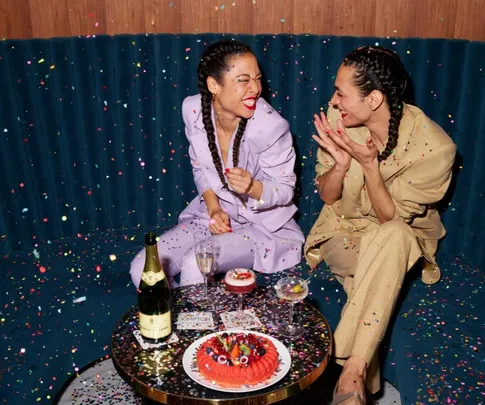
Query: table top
xmin=111 ymin=283 xmax=332 ymax=405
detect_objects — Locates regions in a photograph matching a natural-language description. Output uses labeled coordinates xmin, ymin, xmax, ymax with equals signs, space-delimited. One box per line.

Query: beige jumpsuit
xmin=305 ymin=104 xmax=456 ymax=393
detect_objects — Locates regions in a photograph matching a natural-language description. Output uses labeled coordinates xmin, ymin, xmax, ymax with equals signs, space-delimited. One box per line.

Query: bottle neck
xmin=144 ymin=244 xmax=162 ymax=272
xmin=141 ymin=243 xmax=165 ymax=285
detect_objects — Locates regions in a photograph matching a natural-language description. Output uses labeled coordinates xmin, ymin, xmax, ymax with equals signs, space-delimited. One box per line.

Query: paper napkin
xmin=220 ymin=309 xmax=263 ymax=330
xmin=133 ymin=330 xmax=179 ymax=350
xmin=176 ymin=311 xmax=216 ymax=330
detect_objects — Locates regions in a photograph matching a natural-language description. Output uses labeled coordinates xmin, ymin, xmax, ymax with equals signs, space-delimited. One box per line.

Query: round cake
xmin=196 ymin=332 xmax=279 ymax=387
xmin=224 ymin=269 xmax=257 ymax=293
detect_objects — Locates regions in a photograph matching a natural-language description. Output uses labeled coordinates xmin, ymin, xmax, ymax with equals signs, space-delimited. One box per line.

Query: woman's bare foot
xmin=335 ymin=356 xmax=367 ymax=404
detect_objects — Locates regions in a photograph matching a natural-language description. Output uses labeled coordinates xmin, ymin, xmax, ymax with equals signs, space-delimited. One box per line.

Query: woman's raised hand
xmin=328 ymin=118 xmax=378 ymax=167
xmin=225 ymin=167 xmax=254 ymax=195
xmin=312 ymin=112 xmax=352 ymax=170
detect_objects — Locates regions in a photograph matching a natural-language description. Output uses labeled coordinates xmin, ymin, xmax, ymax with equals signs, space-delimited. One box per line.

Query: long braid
xmin=199 ymin=86 xmax=227 ymax=187
xmin=232 ymin=118 xmax=247 ymax=167
xmin=343 ymin=46 xmax=407 ymax=162
xmin=380 ymin=89 xmax=403 ymax=161
xmin=197 ymin=40 xmax=252 ymax=201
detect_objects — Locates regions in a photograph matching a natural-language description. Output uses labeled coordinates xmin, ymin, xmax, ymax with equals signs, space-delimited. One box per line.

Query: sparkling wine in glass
xmin=275 ymin=277 xmax=309 ymax=338
xmin=224 ymin=268 xmax=256 ymax=322
xmin=194 ymin=234 xmax=215 ymax=305
xmin=196 ymin=251 xmax=214 ymax=276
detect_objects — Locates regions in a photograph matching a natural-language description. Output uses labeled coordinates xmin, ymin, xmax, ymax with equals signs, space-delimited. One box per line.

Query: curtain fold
xmin=452 ymin=41 xmax=485 ymax=266
xmin=1 ymin=34 xmax=484 ymax=268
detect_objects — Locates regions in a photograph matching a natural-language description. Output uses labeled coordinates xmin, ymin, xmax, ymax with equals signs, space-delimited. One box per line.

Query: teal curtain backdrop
xmin=0 ymin=34 xmax=484 ymax=267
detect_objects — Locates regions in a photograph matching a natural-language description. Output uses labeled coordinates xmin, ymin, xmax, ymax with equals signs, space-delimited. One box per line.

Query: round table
xmin=111 ymin=283 xmax=332 ymax=404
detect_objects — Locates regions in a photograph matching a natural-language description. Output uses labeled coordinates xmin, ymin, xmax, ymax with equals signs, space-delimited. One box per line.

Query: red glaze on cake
xmin=196 ymin=332 xmax=279 ymax=387
xmin=224 ymin=269 xmax=257 ymax=294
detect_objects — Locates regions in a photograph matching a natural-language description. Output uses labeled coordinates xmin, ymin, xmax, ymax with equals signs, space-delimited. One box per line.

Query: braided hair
xmin=197 ymin=40 xmax=252 ymax=200
xmin=343 ymin=46 xmax=408 ymax=161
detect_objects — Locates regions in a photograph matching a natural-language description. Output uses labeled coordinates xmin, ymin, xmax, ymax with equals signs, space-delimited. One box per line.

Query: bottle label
xmin=141 ymin=270 xmax=166 ymax=286
xmin=139 ymin=311 xmax=172 ymax=339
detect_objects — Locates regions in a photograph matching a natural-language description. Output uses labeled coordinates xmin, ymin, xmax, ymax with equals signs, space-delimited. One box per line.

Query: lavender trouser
xmin=130 ymin=222 xmax=256 ymax=288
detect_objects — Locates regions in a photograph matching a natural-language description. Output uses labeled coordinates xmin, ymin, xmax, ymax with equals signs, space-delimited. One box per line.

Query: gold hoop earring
xmin=212 ymin=93 xmax=216 ymax=102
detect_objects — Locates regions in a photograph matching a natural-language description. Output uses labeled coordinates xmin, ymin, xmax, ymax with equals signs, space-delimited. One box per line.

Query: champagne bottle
xmin=138 ymin=232 xmax=172 ymax=343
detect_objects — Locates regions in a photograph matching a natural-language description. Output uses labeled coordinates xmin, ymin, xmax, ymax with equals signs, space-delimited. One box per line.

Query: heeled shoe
xmin=331 ymin=384 xmax=365 ymax=405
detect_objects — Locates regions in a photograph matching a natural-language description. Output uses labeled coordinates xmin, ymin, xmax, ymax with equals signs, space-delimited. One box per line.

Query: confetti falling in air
xmin=0 ymin=34 xmax=484 ymax=405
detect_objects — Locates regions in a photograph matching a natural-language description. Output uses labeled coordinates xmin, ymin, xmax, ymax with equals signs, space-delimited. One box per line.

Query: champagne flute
xmin=275 ymin=277 xmax=309 ymax=338
xmin=194 ymin=233 xmax=215 ymax=305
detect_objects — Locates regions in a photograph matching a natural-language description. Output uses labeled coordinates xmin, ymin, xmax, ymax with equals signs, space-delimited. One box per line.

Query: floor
xmin=54 ymin=358 xmax=402 ymax=405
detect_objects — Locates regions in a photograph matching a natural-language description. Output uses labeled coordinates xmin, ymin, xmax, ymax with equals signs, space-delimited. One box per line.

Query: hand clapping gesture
xmin=312 ymin=111 xmax=379 ymax=168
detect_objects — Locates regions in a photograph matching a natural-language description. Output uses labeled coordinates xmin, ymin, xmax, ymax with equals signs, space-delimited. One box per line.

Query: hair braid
xmin=197 ymin=40 xmax=253 ymax=202
xmin=343 ymin=46 xmax=407 ymax=162
xmin=199 ymin=87 xmax=227 ymax=188
xmin=232 ymin=118 xmax=247 ymax=167
xmin=379 ymin=88 xmax=403 ymax=161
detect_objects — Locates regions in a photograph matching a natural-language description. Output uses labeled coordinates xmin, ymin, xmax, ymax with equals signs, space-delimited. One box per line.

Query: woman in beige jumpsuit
xmin=304 ymin=46 xmax=456 ymax=404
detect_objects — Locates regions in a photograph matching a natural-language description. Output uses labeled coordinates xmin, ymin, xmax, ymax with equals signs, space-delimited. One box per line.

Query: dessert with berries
xmin=224 ymin=269 xmax=257 ymax=294
xmin=196 ymin=331 xmax=279 ymax=387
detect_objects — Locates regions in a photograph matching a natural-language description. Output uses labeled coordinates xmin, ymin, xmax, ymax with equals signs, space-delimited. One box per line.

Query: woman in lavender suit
xmin=130 ymin=40 xmax=304 ymax=288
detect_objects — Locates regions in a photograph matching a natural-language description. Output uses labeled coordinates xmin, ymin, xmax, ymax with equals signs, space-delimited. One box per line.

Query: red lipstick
xmin=242 ymin=97 xmax=257 ymax=111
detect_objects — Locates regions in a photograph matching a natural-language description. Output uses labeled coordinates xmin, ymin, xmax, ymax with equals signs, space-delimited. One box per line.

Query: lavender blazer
xmin=178 ymin=94 xmax=304 ymax=273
